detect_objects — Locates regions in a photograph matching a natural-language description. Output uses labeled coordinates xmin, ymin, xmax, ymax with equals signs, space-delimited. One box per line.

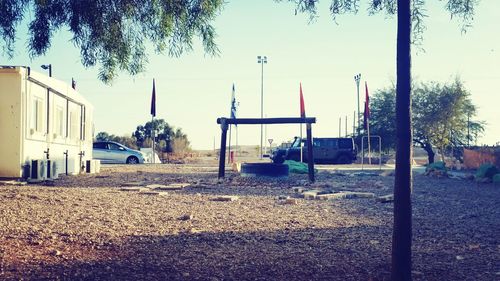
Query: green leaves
xmin=370 ymin=78 xmax=484 ymax=153
xmin=1 ymin=0 xmax=224 ymax=83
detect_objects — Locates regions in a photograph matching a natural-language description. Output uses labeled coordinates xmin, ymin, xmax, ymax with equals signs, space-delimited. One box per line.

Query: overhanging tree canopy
xmin=0 ymin=0 xmax=224 ymax=83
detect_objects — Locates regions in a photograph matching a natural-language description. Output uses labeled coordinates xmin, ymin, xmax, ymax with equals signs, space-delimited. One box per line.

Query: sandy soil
xmin=0 ymin=162 xmax=498 ymax=280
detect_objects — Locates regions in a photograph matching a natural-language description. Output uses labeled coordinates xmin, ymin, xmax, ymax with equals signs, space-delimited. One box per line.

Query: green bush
xmin=475 ymin=163 xmax=499 ymax=180
xmin=426 ymin=161 xmax=447 ymax=172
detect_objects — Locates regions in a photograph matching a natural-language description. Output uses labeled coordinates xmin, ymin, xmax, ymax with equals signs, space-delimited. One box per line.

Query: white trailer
xmin=0 ymin=65 xmax=94 ymax=179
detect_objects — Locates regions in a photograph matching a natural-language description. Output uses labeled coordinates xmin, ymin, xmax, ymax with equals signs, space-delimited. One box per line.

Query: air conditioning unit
xmin=29 ymin=159 xmax=46 ymax=182
xmin=85 ymin=159 xmax=101 ymax=174
xmin=46 ymin=160 xmax=59 ymax=179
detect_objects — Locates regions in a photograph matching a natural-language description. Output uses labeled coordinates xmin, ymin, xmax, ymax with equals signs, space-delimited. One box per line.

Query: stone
xmin=0 ymin=180 xmax=27 ymax=186
xmin=179 ymin=214 xmax=193 ymax=221
xmin=284 ymin=198 xmax=298 ymax=205
xmin=349 ymin=192 xmax=376 ymax=198
xmin=211 ymin=196 xmax=239 ymax=202
xmin=122 ymin=182 xmax=146 ymax=187
xmin=316 ymin=193 xmax=342 ymax=200
xmin=302 ymin=190 xmax=320 ymax=200
xmin=148 ymin=183 xmax=190 ymax=190
xmin=277 ymin=195 xmax=290 ymax=200
xmin=139 ymin=191 xmax=168 ymax=196
xmin=120 ymin=187 xmax=149 ymax=192
xmin=292 ymin=187 xmax=305 ymax=193
xmin=377 ymin=194 xmax=394 ymax=203
xmin=51 ymin=249 xmax=62 ymax=256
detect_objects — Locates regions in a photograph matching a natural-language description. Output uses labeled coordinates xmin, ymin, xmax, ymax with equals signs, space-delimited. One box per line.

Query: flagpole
xmin=228 ymin=124 xmax=232 ymax=164
xmin=150 ymin=78 xmax=156 ymax=164
xmin=235 ymin=126 xmax=238 ymax=162
xmin=300 ymin=123 xmax=303 ymax=162
xmin=367 ymin=117 xmax=371 ymax=165
xmin=152 ymin=116 xmax=155 ymax=164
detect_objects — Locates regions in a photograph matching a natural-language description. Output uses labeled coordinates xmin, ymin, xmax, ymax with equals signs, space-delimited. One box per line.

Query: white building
xmin=0 ymin=66 xmax=94 ymax=179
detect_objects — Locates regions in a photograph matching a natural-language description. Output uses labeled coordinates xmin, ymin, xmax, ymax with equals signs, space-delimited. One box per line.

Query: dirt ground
xmin=0 ymin=161 xmax=498 ymax=280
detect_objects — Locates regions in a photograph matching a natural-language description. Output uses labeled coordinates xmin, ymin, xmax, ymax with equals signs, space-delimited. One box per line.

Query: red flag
xmin=151 ymin=79 xmax=156 ymax=117
xmin=300 ymin=83 xmax=306 ymax=118
xmin=364 ymin=81 xmax=370 ymax=129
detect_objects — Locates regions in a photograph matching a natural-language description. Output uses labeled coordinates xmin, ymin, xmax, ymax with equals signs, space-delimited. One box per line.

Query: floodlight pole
xmin=41 ymin=64 xmax=52 ymax=137
xmin=354 ymin=73 xmax=361 ymax=136
xmin=257 ymin=56 xmax=267 ymax=159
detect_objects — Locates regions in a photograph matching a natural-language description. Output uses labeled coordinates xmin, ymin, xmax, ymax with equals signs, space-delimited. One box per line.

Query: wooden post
xmin=218 ymin=118 xmax=228 ymax=179
xmin=306 ymin=123 xmax=315 ymax=182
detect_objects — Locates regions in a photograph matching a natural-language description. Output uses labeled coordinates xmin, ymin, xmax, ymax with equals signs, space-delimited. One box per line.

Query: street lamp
xmin=257 ymin=55 xmax=267 ymax=159
xmin=41 ymin=64 xmax=52 ymax=77
xmin=41 ymin=64 xmax=52 ymax=135
xmin=354 ymin=73 xmax=361 ymax=136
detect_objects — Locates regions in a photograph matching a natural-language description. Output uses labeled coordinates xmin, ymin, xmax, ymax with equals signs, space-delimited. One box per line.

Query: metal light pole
xmin=41 ymin=64 xmax=52 ymax=77
xmin=41 ymin=64 xmax=52 ymax=136
xmin=354 ymin=73 xmax=361 ymax=136
xmin=257 ymin=55 xmax=267 ymax=159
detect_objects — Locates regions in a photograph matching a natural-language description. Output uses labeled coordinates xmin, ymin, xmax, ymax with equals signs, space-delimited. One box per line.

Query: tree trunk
xmin=392 ymin=1 xmax=413 ymax=280
xmin=423 ymin=142 xmax=435 ymax=164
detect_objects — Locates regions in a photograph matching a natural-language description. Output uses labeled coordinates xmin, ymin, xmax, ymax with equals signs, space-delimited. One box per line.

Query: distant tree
xmin=133 ymin=119 xmax=189 ymax=153
xmin=95 ymin=131 xmax=110 ymax=141
xmin=370 ymin=79 xmax=484 ymax=163
xmin=369 ymin=84 xmax=397 ymax=152
xmin=283 ymin=0 xmax=478 ymax=279
xmin=95 ymin=131 xmax=138 ymax=149
xmin=0 ymin=0 xmax=224 ymax=83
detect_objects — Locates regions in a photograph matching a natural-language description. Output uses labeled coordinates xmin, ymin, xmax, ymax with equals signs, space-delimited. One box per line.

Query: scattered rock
xmin=120 ymin=187 xmax=149 ymax=192
xmin=377 ymin=194 xmax=394 ymax=203
xmin=139 ymin=191 xmax=169 ymax=196
xmin=0 ymin=180 xmax=27 ymax=186
xmin=51 ymin=249 xmax=62 ymax=256
xmin=284 ymin=198 xmax=298 ymax=205
xmin=147 ymin=183 xmax=190 ymax=190
xmin=121 ymin=181 xmax=146 ymax=187
xmin=350 ymin=172 xmax=379 ymax=177
xmin=179 ymin=214 xmax=194 ymax=221
xmin=211 ymin=196 xmax=239 ymax=202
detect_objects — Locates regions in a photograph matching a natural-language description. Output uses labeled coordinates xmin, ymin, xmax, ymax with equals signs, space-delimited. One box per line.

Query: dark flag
xmin=151 ymin=79 xmax=156 ymax=117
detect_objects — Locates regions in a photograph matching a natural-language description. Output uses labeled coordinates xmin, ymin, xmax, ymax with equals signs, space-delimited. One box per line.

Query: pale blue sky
xmin=4 ymin=0 xmax=499 ymax=149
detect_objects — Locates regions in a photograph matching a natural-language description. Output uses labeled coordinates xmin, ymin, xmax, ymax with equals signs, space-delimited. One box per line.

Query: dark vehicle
xmin=271 ymin=137 xmax=357 ymax=164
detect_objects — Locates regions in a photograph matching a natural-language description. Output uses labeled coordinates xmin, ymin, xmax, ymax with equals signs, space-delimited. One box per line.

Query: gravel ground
xmin=0 ymin=162 xmax=498 ymax=280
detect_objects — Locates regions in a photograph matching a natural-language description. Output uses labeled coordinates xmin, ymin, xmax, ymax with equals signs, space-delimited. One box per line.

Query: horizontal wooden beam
xmin=217 ymin=117 xmax=316 ymax=125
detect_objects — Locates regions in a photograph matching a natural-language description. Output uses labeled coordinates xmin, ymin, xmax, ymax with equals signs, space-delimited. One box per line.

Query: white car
xmin=93 ymin=141 xmax=145 ymax=164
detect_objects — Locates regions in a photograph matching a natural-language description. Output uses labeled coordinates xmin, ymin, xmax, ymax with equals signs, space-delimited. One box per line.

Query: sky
xmin=3 ymin=0 xmax=499 ymax=150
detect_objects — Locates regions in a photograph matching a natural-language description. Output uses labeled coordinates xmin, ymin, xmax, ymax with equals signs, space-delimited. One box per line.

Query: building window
xmin=31 ymin=97 xmax=44 ymax=133
xmin=69 ymin=111 xmax=78 ymax=140
xmin=55 ymin=106 xmax=64 ymax=136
